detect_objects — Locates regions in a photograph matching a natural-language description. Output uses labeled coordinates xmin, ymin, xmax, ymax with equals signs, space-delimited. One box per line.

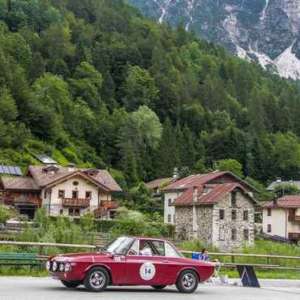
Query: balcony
xmin=0 ymin=194 xmax=41 ymax=206
xmin=288 ymin=232 xmax=300 ymax=241
xmin=62 ymin=198 xmax=90 ymax=208
xmin=94 ymin=201 xmax=118 ymax=219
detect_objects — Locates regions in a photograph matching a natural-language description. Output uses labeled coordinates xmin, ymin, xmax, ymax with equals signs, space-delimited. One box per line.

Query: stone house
xmin=0 ymin=165 xmax=121 ymax=220
xmin=263 ymin=196 xmax=300 ymax=243
xmin=162 ymin=171 xmax=257 ymax=251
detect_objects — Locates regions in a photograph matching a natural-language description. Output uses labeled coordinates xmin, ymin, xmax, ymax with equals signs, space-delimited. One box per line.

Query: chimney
xmin=173 ymin=167 xmax=179 ymax=181
xmin=193 ymin=187 xmax=198 ymax=204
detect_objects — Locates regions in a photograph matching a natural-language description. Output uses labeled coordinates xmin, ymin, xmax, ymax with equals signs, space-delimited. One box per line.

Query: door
xmin=124 ymin=239 xmax=172 ymax=285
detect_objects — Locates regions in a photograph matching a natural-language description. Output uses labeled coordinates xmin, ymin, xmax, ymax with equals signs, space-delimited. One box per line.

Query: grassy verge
xmin=180 ymin=239 xmax=300 ymax=280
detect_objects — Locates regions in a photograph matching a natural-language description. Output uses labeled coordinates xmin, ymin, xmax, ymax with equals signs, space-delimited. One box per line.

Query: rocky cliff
xmin=128 ymin=0 xmax=300 ymax=79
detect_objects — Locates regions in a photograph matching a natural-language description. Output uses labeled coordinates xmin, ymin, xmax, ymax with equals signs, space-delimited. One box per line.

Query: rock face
xmin=128 ymin=0 xmax=300 ymax=79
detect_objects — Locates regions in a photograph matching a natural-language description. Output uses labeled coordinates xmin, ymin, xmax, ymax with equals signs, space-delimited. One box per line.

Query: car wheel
xmin=84 ymin=267 xmax=109 ymax=292
xmin=61 ymin=280 xmax=81 ymax=288
xmin=176 ymin=270 xmax=198 ymax=293
xmin=152 ymin=285 xmax=166 ymax=290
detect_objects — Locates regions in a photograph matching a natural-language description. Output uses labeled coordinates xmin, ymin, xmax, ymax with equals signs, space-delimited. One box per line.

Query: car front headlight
xmin=64 ymin=263 xmax=71 ymax=272
xmin=59 ymin=263 xmax=65 ymax=272
xmin=46 ymin=261 xmax=51 ymax=271
xmin=52 ymin=261 xmax=58 ymax=272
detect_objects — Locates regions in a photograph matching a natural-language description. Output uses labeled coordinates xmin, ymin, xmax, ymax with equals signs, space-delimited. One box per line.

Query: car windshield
xmin=103 ymin=237 xmax=135 ymax=255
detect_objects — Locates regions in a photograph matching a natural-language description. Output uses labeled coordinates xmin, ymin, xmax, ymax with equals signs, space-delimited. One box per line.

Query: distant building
xmin=162 ymin=171 xmax=258 ymax=251
xmin=0 ymin=165 xmax=121 ymax=220
xmin=146 ymin=177 xmax=176 ymax=215
xmin=267 ymin=179 xmax=300 ymax=192
xmin=263 ymin=196 xmax=300 ymax=243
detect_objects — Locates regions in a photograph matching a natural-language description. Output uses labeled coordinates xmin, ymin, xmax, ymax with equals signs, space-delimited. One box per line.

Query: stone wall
xmin=212 ymin=191 xmax=255 ymax=251
xmin=175 ymin=207 xmax=193 ymax=240
xmin=195 ymin=206 xmax=213 ymax=245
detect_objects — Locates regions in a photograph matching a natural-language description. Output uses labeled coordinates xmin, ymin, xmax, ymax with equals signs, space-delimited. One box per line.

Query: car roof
xmin=124 ymin=236 xmax=169 ymax=243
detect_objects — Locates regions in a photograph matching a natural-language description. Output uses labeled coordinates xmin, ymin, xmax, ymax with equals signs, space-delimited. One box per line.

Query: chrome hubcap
xmin=90 ymin=271 xmax=105 ymax=289
xmin=182 ymin=273 xmax=196 ymax=290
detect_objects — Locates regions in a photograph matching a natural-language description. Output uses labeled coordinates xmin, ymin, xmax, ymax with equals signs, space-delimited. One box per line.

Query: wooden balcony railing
xmin=62 ymin=198 xmax=90 ymax=208
xmin=288 ymin=232 xmax=300 ymax=241
xmin=94 ymin=201 xmax=118 ymax=218
xmin=0 ymin=195 xmax=41 ymax=206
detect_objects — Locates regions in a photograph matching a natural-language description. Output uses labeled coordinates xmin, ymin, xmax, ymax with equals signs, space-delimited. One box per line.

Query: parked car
xmin=46 ymin=236 xmax=215 ymax=293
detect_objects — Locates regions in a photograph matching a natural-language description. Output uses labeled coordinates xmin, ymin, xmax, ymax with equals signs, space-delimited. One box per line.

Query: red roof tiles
xmin=174 ymin=183 xmax=248 ymax=206
xmin=163 ymin=171 xmax=227 ymax=191
xmin=264 ymin=195 xmax=300 ymax=208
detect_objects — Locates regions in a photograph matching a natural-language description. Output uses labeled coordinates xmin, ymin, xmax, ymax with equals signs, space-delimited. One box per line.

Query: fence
xmin=0 ymin=241 xmax=299 ymax=271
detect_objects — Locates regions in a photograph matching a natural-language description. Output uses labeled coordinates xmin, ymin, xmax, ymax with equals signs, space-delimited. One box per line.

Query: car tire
xmin=61 ymin=280 xmax=81 ymax=288
xmin=176 ymin=269 xmax=199 ymax=294
xmin=84 ymin=267 xmax=109 ymax=292
xmin=152 ymin=285 xmax=166 ymax=290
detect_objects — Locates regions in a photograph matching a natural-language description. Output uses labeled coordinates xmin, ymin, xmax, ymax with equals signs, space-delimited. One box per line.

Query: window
xmin=168 ymin=214 xmax=171 ymax=223
xmin=168 ymin=198 xmax=172 ymax=206
xmin=151 ymin=240 xmax=165 ymax=256
xmin=243 ymin=229 xmax=249 ymax=240
xmin=165 ymin=242 xmax=182 ymax=258
xmin=267 ymin=208 xmax=272 ymax=216
xmin=60 ymin=209 xmax=64 ymax=215
xmin=73 ymin=181 xmax=79 ymax=186
xmin=232 ymin=210 xmax=237 ymax=221
xmin=72 ymin=190 xmax=78 ymax=199
xmin=69 ymin=208 xmax=80 ymax=216
xmin=219 ymin=227 xmax=225 ymax=241
xmin=219 ymin=209 xmax=225 ymax=220
xmin=243 ymin=210 xmax=249 ymax=221
xmin=267 ymin=224 xmax=272 ymax=233
xmin=231 ymin=228 xmax=237 ymax=241
xmin=86 ymin=191 xmax=92 ymax=199
xmin=231 ymin=192 xmax=237 ymax=207
xmin=58 ymin=190 xmax=65 ymax=198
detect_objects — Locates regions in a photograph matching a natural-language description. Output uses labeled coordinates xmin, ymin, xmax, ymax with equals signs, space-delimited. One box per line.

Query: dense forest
xmin=1 ymin=0 xmax=300 ymax=192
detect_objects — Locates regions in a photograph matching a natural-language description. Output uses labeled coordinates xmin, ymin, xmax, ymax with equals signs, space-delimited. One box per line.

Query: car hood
xmin=50 ymin=252 xmax=112 ymax=262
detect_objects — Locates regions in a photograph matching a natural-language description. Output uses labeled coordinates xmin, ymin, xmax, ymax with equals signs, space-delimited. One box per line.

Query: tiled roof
xmin=163 ymin=171 xmax=227 ymax=191
xmin=1 ymin=176 xmax=39 ymax=191
xmin=27 ymin=166 xmax=122 ymax=192
xmin=263 ymin=195 xmax=300 ymax=208
xmin=145 ymin=178 xmax=173 ymax=190
xmin=174 ymin=183 xmax=250 ymax=206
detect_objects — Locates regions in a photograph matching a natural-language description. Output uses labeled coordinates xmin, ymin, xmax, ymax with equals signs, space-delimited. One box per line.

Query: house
xmin=267 ymin=179 xmax=300 ymax=192
xmin=145 ymin=177 xmax=174 ymax=196
xmin=162 ymin=171 xmax=257 ymax=251
xmin=0 ymin=165 xmax=122 ymax=220
xmin=263 ymin=196 xmax=300 ymax=243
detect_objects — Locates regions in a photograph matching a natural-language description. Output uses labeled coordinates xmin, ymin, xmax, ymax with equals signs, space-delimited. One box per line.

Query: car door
xmin=124 ymin=239 xmax=173 ymax=285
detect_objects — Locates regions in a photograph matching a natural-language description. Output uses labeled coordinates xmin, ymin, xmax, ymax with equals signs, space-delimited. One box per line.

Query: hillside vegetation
xmin=1 ymin=0 xmax=300 ymax=190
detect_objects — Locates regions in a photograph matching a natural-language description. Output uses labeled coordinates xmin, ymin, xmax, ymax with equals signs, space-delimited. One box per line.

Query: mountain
xmin=128 ymin=0 xmax=300 ymax=79
xmin=2 ymin=0 xmax=300 ymax=189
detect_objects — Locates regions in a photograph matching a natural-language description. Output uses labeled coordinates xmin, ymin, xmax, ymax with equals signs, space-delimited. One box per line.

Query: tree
xmin=69 ymin=61 xmax=103 ymax=109
xmin=216 ymin=159 xmax=243 ymax=178
xmin=121 ymin=65 xmax=159 ymax=111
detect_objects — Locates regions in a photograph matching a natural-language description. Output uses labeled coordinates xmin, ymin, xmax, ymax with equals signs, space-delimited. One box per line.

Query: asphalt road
xmin=0 ymin=277 xmax=299 ymax=300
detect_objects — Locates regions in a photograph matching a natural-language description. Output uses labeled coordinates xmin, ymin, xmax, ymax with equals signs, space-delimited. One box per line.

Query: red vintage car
xmin=46 ymin=236 xmax=215 ymax=293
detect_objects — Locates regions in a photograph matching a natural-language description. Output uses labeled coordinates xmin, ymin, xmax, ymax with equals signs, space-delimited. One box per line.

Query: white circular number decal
xmin=139 ymin=262 xmax=156 ymax=281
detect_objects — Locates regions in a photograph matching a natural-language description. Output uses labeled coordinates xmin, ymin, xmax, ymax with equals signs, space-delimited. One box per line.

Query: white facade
xmin=164 ymin=191 xmax=182 ymax=224
xmin=262 ymin=207 xmax=300 ymax=238
xmin=42 ymin=175 xmax=111 ymax=217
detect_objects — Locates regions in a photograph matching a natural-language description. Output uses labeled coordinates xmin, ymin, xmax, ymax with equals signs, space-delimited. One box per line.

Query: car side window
xmin=151 ymin=240 xmax=165 ymax=256
xmin=127 ymin=239 xmax=139 ymax=256
xmin=165 ymin=242 xmax=181 ymax=258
